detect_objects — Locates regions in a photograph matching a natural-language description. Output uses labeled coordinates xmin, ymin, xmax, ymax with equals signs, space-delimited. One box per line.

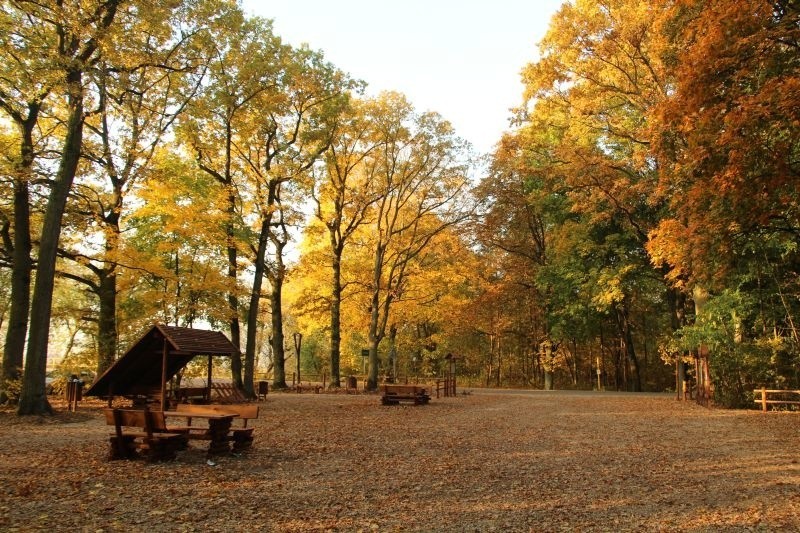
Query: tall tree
xmin=179 ymin=13 xmax=287 ymax=391
xmin=234 ymin=45 xmax=353 ymax=392
xmin=123 ymin=147 xmax=230 ymax=331
xmin=0 ymin=3 xmax=53 ymax=403
xmin=362 ymin=92 xmax=473 ymax=391
xmin=61 ymin=0 xmax=214 ymax=376
xmin=310 ymin=96 xmax=382 ymax=388
xmin=18 ymin=0 xmax=125 ymax=416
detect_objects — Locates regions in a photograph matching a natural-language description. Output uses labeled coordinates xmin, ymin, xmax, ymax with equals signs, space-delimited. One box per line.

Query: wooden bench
xmin=172 ymin=403 xmax=259 ymax=452
xmin=754 ymin=388 xmax=800 ymax=412
xmin=175 ymin=386 xmax=210 ymax=404
xmin=381 ymin=384 xmax=431 ymax=405
xmin=104 ymin=408 xmax=187 ymax=462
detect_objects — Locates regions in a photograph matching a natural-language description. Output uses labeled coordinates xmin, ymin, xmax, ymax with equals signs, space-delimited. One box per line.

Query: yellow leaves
xmin=590 ymin=264 xmax=637 ymax=309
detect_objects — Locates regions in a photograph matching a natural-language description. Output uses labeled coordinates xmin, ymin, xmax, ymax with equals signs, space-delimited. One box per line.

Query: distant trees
xmin=475 ymin=0 xmax=800 ymax=404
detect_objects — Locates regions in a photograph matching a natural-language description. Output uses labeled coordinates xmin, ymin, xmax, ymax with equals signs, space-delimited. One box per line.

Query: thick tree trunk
xmin=387 ymin=324 xmax=397 ymax=383
xmin=246 ymin=218 xmax=271 ymax=392
xmin=367 ymin=335 xmax=381 ymax=391
xmin=19 ymin=70 xmax=86 ymax=415
xmin=96 ymin=269 xmax=117 ymax=376
xmin=1 ymin=178 xmax=32 ymax=404
xmin=542 ymin=340 xmax=554 ymax=391
xmin=1 ymin=135 xmax=34 ymax=404
xmin=693 ymin=286 xmax=713 ymax=405
xmin=18 ymin=0 xmax=121 ymax=416
xmin=268 ymin=271 xmax=285 ymax=390
xmin=224 ymin=185 xmax=243 ymax=389
xmin=667 ymin=287 xmax=689 ymax=400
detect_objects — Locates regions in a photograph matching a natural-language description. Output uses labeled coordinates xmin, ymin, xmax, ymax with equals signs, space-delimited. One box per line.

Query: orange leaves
xmin=651 ymin=0 xmax=800 ymax=284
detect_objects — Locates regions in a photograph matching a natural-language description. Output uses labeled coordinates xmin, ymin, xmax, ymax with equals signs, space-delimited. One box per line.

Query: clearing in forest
xmin=0 ymin=390 xmax=798 ymax=531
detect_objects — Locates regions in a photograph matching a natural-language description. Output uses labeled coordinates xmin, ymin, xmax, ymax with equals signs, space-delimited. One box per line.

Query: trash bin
xmin=346 ymin=376 xmax=357 ymax=390
xmin=257 ymin=380 xmax=269 ymax=400
xmin=66 ymin=378 xmax=83 ymax=411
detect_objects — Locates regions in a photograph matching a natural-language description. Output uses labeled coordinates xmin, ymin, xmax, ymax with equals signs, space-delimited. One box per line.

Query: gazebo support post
xmin=207 ymin=354 xmax=213 ymax=401
xmin=160 ymin=341 xmax=168 ymax=410
xmin=161 ymin=339 xmax=167 ymax=411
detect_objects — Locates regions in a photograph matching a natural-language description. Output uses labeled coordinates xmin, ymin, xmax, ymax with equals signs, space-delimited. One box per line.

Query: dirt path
xmin=0 ymin=390 xmax=798 ymax=531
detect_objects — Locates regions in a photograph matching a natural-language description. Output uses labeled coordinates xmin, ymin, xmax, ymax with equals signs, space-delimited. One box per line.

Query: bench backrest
xmin=383 ymin=384 xmax=427 ymax=395
xmin=104 ymin=408 xmax=168 ymax=437
xmin=176 ymin=387 xmax=209 ymax=401
xmin=175 ymin=403 xmax=259 ymax=426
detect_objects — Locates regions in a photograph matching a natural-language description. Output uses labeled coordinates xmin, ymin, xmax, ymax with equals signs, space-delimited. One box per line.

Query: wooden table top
xmin=162 ymin=410 xmax=236 ymax=420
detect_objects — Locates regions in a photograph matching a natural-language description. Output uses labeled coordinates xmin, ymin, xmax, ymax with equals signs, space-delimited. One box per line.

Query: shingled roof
xmin=85 ymin=324 xmax=238 ymax=399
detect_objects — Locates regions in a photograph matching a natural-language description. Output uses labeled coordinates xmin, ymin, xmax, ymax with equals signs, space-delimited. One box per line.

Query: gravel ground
xmin=0 ymin=389 xmax=798 ymax=532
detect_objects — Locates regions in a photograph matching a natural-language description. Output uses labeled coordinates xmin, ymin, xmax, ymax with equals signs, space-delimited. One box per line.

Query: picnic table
xmin=172 ymin=403 xmax=259 ymax=452
xmin=163 ymin=410 xmax=236 ymax=456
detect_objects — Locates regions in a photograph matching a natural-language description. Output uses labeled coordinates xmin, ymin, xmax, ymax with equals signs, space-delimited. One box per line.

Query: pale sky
xmin=241 ymin=0 xmax=565 ymax=156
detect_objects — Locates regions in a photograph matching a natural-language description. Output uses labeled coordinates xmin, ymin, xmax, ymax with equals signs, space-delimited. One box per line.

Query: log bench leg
xmin=231 ymin=429 xmax=254 ymax=452
xmin=108 ymin=435 xmax=137 ymax=460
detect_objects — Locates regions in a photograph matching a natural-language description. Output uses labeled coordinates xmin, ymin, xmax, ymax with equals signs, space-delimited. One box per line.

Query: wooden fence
xmin=753 ymin=388 xmax=800 ymax=412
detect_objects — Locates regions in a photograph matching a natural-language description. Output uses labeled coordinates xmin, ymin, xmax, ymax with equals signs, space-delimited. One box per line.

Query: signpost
xmin=293 ymin=332 xmax=303 ymax=392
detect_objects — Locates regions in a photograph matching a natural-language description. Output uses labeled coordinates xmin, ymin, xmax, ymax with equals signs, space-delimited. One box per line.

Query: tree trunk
xmin=495 ymin=337 xmax=502 ymax=388
xmin=329 ymin=249 xmax=343 ymax=388
xmin=693 ymin=286 xmax=713 ymax=405
xmin=542 ymin=340 xmax=554 ymax=391
xmin=19 ymin=69 xmax=86 ymax=416
xmin=268 ymin=273 xmax=285 ymax=391
xmin=246 ymin=218 xmax=271 ymax=391
xmin=2 ymin=98 xmax=41 ymax=404
xmin=224 ymin=184 xmax=243 ymax=388
xmin=615 ymin=302 xmax=642 ymax=392
xmin=366 ymin=245 xmax=386 ymax=392
xmin=667 ymin=287 xmax=689 ymax=400
xmin=486 ymin=333 xmax=495 ymax=388
xmin=387 ymin=324 xmax=397 ymax=383
xmin=265 ymin=235 xmax=287 ymax=394
xmin=95 ymin=269 xmax=117 ymax=376
xmin=366 ymin=304 xmax=382 ymax=391
xmin=0 ymin=179 xmax=33 ymax=404
xmin=1 ymin=141 xmax=34 ymax=404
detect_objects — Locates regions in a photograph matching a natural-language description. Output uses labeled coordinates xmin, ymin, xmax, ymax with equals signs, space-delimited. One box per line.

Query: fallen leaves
xmin=0 ymin=392 xmax=798 ymax=531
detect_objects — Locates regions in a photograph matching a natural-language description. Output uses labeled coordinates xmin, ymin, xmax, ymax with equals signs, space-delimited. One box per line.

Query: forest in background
xmin=0 ymin=0 xmax=798 ymax=414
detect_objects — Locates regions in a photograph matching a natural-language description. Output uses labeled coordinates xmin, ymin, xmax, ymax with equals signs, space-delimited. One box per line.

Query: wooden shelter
xmin=85 ymin=324 xmax=239 ymax=409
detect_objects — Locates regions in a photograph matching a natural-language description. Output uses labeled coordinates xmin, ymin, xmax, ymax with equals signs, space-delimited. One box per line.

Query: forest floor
xmin=0 ymin=389 xmax=798 ymax=532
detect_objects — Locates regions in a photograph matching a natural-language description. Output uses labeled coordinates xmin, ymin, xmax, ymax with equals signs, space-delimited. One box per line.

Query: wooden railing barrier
xmin=753 ymin=388 xmax=800 ymax=412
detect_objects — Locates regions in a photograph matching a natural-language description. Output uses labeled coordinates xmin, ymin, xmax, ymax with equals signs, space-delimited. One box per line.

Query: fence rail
xmin=753 ymin=388 xmax=800 ymax=412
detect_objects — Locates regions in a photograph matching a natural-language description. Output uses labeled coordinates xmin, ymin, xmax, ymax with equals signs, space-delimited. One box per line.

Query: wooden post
xmin=207 ymin=354 xmax=213 ymax=400
xmin=293 ymin=332 xmax=302 ymax=392
xmin=761 ymin=387 xmax=768 ymax=412
xmin=160 ymin=340 xmax=168 ymax=411
xmin=596 ymin=357 xmax=602 ymax=391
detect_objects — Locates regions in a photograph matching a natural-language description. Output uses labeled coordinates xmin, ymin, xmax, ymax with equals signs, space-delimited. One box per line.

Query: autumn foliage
xmin=0 ymin=0 xmax=798 ymax=409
